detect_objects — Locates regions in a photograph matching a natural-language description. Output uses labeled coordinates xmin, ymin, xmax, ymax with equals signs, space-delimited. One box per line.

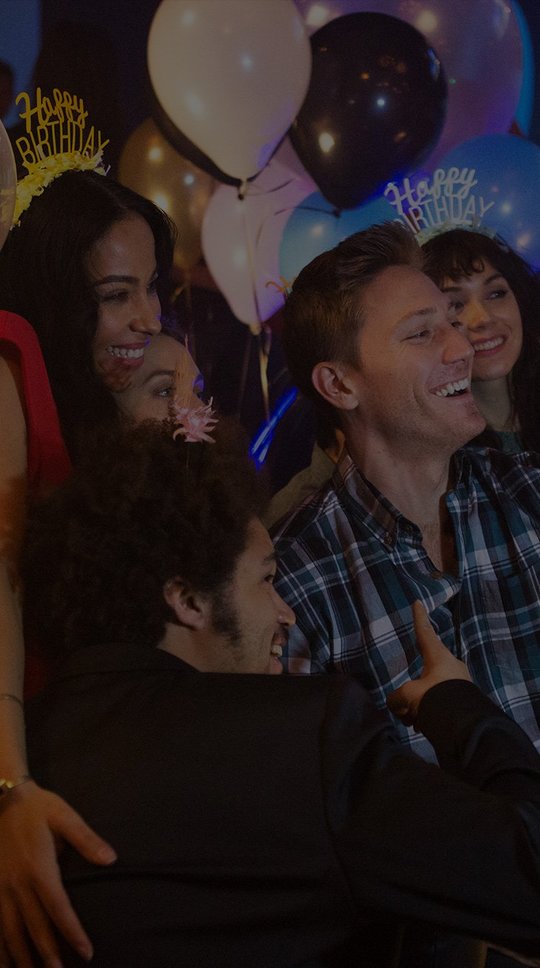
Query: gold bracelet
xmin=0 ymin=775 xmax=31 ymax=798
xmin=0 ymin=693 xmax=23 ymax=709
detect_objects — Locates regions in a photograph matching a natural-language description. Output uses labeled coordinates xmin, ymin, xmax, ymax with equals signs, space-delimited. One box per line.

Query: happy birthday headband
xmin=383 ymin=167 xmax=497 ymax=245
xmin=12 ymin=88 xmax=110 ymax=227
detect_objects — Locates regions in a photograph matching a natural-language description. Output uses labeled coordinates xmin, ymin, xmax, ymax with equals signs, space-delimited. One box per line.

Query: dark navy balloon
xmin=290 ymin=12 xmax=447 ymax=210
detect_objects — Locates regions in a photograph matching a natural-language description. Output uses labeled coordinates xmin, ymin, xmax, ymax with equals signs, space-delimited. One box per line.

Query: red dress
xmin=0 ymin=311 xmax=72 ymax=696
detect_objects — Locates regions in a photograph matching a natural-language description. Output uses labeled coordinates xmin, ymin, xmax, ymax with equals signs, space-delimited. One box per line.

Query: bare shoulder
xmin=0 ymin=353 xmax=28 ymax=560
xmin=0 ymin=352 xmax=26 ymax=446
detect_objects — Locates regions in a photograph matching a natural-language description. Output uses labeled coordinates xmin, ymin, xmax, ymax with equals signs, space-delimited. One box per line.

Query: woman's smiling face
xmin=440 ymin=260 xmax=523 ymax=384
xmin=114 ymin=333 xmax=204 ymax=423
xmin=87 ymin=213 xmax=162 ymax=391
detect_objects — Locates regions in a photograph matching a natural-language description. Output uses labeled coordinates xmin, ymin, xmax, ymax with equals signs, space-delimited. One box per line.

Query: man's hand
xmin=0 ymin=781 xmax=116 ymax=967
xmin=387 ymin=600 xmax=471 ymax=728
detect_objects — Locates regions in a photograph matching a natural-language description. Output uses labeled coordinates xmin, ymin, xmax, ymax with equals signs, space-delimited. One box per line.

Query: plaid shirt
xmin=273 ymin=447 xmax=540 ymax=761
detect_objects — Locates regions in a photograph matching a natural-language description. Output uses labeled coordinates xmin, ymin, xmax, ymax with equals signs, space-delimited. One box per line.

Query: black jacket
xmin=27 ymin=643 xmax=540 ymax=967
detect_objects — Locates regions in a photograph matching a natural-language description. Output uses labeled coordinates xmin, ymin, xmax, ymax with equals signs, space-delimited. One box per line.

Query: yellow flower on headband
xmin=13 ymin=150 xmax=108 ymax=227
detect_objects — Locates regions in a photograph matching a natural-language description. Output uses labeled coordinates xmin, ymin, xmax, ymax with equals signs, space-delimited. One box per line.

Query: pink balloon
xmin=271 ymin=135 xmax=314 ymax=185
xmin=294 ymin=0 xmax=523 ymax=165
xmin=201 ymin=158 xmax=315 ymax=326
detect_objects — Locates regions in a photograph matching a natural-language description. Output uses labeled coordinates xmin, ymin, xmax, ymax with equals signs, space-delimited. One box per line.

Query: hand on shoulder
xmin=387 ymin=601 xmax=471 ymax=728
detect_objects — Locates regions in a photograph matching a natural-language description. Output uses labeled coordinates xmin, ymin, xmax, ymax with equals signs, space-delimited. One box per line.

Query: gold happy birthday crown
xmin=383 ymin=167 xmax=497 ymax=245
xmin=12 ymin=88 xmax=110 ymax=227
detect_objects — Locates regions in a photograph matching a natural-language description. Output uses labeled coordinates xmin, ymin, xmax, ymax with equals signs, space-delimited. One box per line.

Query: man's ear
xmin=311 ymin=361 xmax=360 ymax=412
xmin=163 ymin=578 xmax=210 ymax=630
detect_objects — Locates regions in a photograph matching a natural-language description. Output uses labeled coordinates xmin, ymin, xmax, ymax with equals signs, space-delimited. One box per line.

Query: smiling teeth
xmin=435 ymin=378 xmax=469 ymax=397
xmin=271 ymin=644 xmax=283 ymax=657
xmin=474 ymin=337 xmax=503 ymax=352
xmin=107 ymin=346 xmax=145 ymax=360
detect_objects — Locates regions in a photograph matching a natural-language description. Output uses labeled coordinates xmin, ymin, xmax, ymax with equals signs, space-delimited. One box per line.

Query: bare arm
xmin=0 ymin=357 xmax=116 ymax=967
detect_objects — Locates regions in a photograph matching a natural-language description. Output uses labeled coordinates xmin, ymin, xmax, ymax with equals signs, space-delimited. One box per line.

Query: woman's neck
xmin=472 ymin=377 xmax=516 ymax=433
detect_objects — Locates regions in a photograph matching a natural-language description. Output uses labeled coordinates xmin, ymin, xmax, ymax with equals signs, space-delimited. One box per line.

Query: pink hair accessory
xmin=168 ymin=342 xmax=218 ymax=443
xmin=170 ymin=398 xmax=218 ymax=444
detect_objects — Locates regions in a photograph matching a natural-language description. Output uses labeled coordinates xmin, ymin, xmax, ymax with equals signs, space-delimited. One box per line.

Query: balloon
xmin=0 ymin=119 xmax=16 ymax=251
xmin=279 ymin=190 xmax=396 ymax=284
xmin=513 ymin=0 xmax=534 ymax=137
xmin=118 ymin=118 xmax=215 ymax=274
xmin=290 ymin=13 xmax=447 ymax=210
xmin=271 ymin=135 xmax=314 ymax=188
xmin=150 ymin=89 xmax=240 ymax=187
xmin=295 ymin=1 xmax=523 ymax=166
xmin=201 ymin=158 xmax=315 ymax=326
xmin=147 ymin=0 xmax=312 ymax=182
xmin=438 ymin=134 xmax=540 ymax=269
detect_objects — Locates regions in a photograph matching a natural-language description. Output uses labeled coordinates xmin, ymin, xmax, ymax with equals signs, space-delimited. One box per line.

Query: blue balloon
xmin=439 ymin=134 xmax=540 ymax=269
xmin=279 ymin=191 xmax=396 ymax=284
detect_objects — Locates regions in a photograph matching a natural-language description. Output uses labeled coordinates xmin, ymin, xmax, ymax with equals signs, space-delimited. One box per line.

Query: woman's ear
xmin=311 ymin=361 xmax=360 ymax=412
xmin=163 ymin=578 xmax=210 ymax=630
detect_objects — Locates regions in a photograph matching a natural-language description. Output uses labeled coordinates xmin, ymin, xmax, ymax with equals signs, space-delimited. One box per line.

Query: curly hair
xmin=282 ymin=221 xmax=423 ymax=416
xmin=22 ymin=420 xmax=266 ymax=659
xmin=422 ymin=229 xmax=540 ymax=452
xmin=0 ymin=169 xmax=176 ymax=460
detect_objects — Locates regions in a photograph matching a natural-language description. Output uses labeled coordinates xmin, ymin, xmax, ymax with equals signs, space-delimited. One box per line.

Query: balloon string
xmin=172 ymin=274 xmax=196 ymax=359
xmin=258 ymin=324 xmax=271 ymax=424
xmin=236 ymin=324 xmax=252 ymax=420
xmin=240 ymin=193 xmax=263 ymax=329
xmin=240 ymin=195 xmax=270 ymax=423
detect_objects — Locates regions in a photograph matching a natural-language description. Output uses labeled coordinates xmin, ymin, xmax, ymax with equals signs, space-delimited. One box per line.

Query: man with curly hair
xmin=20 ymin=421 xmax=540 ymax=967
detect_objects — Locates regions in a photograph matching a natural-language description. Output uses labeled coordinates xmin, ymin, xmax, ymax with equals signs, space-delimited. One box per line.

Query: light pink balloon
xmin=202 ymin=158 xmax=315 ymax=326
xmin=294 ymin=0 xmax=523 ymax=165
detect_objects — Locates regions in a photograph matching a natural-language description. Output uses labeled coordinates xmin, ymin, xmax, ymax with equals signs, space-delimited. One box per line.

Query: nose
xmin=442 ymin=322 xmax=474 ymax=366
xmin=130 ymin=294 xmax=162 ymax=337
xmin=189 ymin=370 xmax=205 ymax=407
xmin=460 ymin=297 xmax=490 ymax=331
xmin=273 ymin=588 xmax=295 ymax=627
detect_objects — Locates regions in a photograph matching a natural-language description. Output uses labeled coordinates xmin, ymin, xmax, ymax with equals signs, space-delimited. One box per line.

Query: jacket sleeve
xmin=321 ymin=677 xmax=540 ymax=958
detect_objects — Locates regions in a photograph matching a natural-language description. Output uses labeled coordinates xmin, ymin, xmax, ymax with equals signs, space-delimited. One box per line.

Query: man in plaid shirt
xmin=273 ymin=222 xmax=540 ymax=764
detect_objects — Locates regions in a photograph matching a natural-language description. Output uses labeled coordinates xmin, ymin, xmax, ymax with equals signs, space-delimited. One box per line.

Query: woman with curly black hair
xmin=422 ymin=228 xmax=540 ymax=454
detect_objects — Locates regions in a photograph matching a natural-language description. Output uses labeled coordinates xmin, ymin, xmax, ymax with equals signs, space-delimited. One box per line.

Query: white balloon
xmin=202 ymin=158 xmax=315 ymax=325
xmin=148 ymin=0 xmax=312 ymax=182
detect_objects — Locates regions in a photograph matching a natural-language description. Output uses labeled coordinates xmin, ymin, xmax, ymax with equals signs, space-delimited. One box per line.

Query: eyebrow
xmin=140 ymin=368 xmax=175 ymax=387
xmin=441 ymin=271 xmax=505 ymax=292
xmin=92 ymin=267 xmax=159 ymax=288
xmin=92 ymin=274 xmax=138 ymax=287
xmin=395 ymin=305 xmax=439 ymax=329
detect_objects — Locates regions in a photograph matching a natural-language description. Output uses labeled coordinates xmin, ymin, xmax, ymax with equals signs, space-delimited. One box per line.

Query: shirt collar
xmin=335 ymin=449 xmax=471 ymax=546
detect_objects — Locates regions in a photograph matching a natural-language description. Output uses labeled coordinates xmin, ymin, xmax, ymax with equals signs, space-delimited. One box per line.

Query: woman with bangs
xmin=422 ymin=228 xmax=540 ymax=455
